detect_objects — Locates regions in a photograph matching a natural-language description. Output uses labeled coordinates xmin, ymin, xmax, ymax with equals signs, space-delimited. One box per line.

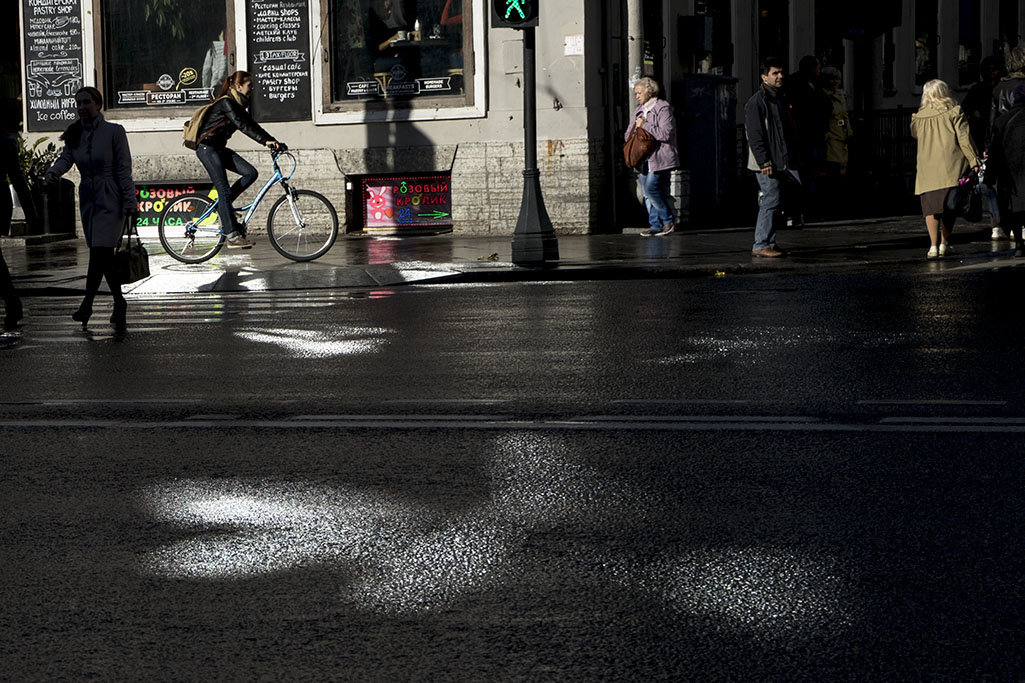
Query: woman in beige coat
xmin=910 ymin=79 xmax=981 ymax=258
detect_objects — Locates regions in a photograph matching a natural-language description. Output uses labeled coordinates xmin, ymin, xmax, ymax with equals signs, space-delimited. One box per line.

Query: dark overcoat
xmin=987 ymin=104 xmax=1025 ymax=214
xmin=48 ymin=114 xmax=136 ymax=248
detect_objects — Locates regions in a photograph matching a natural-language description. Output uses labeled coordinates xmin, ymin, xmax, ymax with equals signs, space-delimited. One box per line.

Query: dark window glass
xmin=101 ymin=0 xmax=232 ymax=109
xmin=759 ymin=0 xmax=789 ymax=71
xmin=329 ymin=0 xmax=470 ymax=103
xmin=959 ymin=0 xmax=981 ymax=86
xmin=915 ymin=0 xmax=938 ymax=85
xmin=999 ymin=0 xmax=1020 ymax=56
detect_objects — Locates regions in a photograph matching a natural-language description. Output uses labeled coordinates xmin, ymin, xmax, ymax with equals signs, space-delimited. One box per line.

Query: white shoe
xmin=939 ymin=243 xmax=951 ymax=257
xmin=992 ymin=227 xmax=1008 ymax=240
xmin=927 ymin=246 xmax=939 ymax=259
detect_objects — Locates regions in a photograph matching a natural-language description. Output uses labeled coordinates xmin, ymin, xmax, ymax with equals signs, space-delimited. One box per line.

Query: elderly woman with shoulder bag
xmin=910 ymin=79 xmax=980 ymax=259
xmin=625 ymin=77 xmax=680 ymax=237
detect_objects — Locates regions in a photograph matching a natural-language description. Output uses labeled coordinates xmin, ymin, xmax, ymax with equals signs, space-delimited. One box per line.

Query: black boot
xmin=72 ymin=300 xmax=92 ymax=327
xmin=110 ymin=299 xmax=127 ymax=332
xmin=3 ymin=297 xmax=22 ymax=331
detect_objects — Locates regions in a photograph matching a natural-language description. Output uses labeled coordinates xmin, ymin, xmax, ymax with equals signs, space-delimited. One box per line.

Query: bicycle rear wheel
xmin=158 ymin=193 xmax=225 ymax=264
xmin=267 ymin=189 xmax=339 ymax=261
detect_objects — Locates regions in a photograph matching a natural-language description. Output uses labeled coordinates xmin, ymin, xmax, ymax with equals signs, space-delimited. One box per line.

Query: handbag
xmin=944 ymin=172 xmax=983 ymax=223
xmin=623 ymin=125 xmax=655 ymax=169
xmin=114 ymin=216 xmax=151 ymax=284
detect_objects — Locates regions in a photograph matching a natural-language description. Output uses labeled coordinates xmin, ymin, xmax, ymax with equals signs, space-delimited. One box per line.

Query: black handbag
xmin=114 ymin=216 xmax=150 ymax=284
xmin=945 ymin=173 xmax=984 ymax=223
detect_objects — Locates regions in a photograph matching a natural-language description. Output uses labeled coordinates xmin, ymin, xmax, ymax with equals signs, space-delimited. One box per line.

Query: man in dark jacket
xmin=987 ymin=83 xmax=1025 ymax=256
xmin=785 ymin=55 xmax=831 ymax=218
xmin=1 ymin=100 xmax=39 ymax=331
xmin=963 ymin=56 xmax=1005 ymax=240
xmin=745 ymin=57 xmax=800 ymax=258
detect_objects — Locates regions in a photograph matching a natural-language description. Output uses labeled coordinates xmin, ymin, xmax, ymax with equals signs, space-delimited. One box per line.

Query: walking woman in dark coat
xmin=1 ymin=100 xmax=39 ymax=331
xmin=45 ymin=87 xmax=137 ymax=331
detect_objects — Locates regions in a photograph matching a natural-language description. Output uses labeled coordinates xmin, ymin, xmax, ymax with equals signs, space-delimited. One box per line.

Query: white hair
xmin=634 ymin=77 xmax=660 ymax=97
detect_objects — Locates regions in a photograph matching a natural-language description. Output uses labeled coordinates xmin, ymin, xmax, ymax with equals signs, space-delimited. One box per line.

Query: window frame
xmin=311 ymin=0 xmax=486 ymax=125
xmin=86 ymin=0 xmax=242 ymax=132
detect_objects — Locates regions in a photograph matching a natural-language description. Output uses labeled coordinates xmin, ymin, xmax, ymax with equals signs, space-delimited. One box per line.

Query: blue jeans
xmin=980 ymin=182 xmax=1001 ymax=226
xmin=754 ymin=169 xmax=800 ymax=250
xmin=638 ymin=166 xmax=674 ymax=230
xmin=195 ymin=144 xmax=259 ymax=235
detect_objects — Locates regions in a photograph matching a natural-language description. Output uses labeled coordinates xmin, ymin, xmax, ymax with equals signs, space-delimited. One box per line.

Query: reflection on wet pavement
xmin=139 ymin=432 xmax=853 ymax=635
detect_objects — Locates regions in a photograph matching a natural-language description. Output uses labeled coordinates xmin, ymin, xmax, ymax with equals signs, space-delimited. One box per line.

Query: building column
xmin=627 ymin=0 xmax=644 ymax=96
xmin=789 ymin=0 xmax=815 ymax=70
xmin=894 ymin=0 xmax=917 ymax=101
xmin=732 ymin=0 xmax=758 ymax=120
xmin=981 ymin=0 xmax=999 ymax=57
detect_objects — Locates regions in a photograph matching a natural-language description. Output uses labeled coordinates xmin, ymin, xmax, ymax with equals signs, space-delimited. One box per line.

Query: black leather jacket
xmin=990 ymin=76 xmax=1025 ymax=134
xmin=196 ymin=97 xmax=275 ymax=149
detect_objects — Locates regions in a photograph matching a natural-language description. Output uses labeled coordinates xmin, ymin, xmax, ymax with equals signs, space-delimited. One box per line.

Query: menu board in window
xmin=22 ymin=0 xmax=84 ymax=132
xmin=247 ymin=0 xmax=312 ymax=122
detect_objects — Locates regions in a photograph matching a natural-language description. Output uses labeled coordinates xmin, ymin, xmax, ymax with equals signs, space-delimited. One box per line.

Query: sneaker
xmin=639 ymin=228 xmax=661 ymax=238
xmin=926 ymin=246 xmax=939 ymax=259
xmin=939 ymin=243 xmax=951 ymax=257
xmin=225 ymin=231 xmax=255 ymax=248
xmin=992 ymin=227 xmax=1008 ymax=241
xmin=656 ymin=222 xmax=676 ymax=237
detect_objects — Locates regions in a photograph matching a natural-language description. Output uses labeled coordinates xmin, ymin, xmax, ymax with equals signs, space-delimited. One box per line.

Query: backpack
xmin=182 ymin=96 xmax=227 ymax=150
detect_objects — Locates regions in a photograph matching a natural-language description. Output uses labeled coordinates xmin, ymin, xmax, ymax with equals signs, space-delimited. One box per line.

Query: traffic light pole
xmin=511 ymin=26 xmax=559 ymax=265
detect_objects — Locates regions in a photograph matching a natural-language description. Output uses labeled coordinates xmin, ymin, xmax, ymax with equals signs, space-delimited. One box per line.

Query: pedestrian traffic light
xmin=491 ymin=0 xmax=538 ymax=28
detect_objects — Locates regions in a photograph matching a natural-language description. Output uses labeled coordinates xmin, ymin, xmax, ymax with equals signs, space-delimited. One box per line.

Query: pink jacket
xmin=624 ymin=98 xmax=680 ymax=172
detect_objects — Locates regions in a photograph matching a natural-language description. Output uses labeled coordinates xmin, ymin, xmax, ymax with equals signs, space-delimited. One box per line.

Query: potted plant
xmin=17 ymin=136 xmax=75 ymax=236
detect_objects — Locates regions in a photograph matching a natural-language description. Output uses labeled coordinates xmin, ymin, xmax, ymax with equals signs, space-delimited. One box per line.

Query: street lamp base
xmin=512 ymin=169 xmax=560 ymax=265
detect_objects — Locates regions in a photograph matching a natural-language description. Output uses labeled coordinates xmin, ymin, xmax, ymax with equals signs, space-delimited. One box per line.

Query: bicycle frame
xmin=186 ymin=151 xmax=297 ymax=233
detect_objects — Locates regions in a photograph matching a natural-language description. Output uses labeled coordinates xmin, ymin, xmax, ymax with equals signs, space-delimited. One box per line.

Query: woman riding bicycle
xmin=194 ymin=70 xmax=284 ymax=248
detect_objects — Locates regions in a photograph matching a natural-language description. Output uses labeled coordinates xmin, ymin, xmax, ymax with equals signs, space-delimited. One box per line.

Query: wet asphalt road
xmin=2 ymin=264 xmax=1025 ymax=679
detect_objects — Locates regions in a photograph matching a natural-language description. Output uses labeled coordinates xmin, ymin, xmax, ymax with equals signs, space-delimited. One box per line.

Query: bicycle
xmin=157 ymin=150 xmax=339 ymax=263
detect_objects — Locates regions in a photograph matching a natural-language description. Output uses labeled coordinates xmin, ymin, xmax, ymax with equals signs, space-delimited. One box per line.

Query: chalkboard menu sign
xmin=22 ymin=0 xmax=85 ymax=132
xmin=247 ymin=0 xmax=312 ymax=122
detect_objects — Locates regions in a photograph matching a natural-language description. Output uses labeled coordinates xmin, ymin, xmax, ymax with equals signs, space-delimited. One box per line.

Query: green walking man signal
xmin=505 ymin=0 xmax=526 ymax=19
xmin=491 ymin=0 xmax=538 ymax=28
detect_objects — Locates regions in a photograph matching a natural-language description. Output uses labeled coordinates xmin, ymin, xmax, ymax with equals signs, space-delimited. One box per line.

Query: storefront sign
xmin=247 ymin=0 xmax=312 ymax=122
xmin=134 ymin=183 xmax=214 ymax=228
xmin=345 ymin=77 xmax=452 ymax=98
xmin=361 ymin=174 xmax=452 ymax=229
xmin=22 ymin=0 xmax=84 ymax=132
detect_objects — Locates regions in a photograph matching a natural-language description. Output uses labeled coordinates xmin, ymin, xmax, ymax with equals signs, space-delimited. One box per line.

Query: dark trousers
xmin=0 ymin=181 xmax=16 ymax=301
xmin=83 ymin=247 xmax=123 ymax=306
xmin=195 ymin=144 xmax=259 ymax=235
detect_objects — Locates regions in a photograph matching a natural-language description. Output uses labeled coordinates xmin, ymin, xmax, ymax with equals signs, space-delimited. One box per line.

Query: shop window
xmin=758 ymin=0 xmax=788 ymax=70
xmin=958 ymin=0 xmax=981 ymax=86
xmin=999 ymin=0 xmax=1020 ymax=55
xmin=695 ymin=0 xmax=732 ymax=75
xmin=883 ymin=29 xmax=896 ymax=97
xmin=326 ymin=0 xmax=473 ymax=108
xmin=915 ymin=0 xmax=937 ymax=85
xmin=98 ymin=0 xmax=235 ymax=113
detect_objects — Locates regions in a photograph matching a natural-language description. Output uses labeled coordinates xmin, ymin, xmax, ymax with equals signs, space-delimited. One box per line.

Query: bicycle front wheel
xmin=158 ymin=193 xmax=225 ymax=264
xmin=267 ymin=189 xmax=339 ymax=261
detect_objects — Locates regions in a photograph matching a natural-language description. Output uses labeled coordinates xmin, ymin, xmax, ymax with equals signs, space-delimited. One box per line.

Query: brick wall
xmin=119 ymin=137 xmax=610 ymax=236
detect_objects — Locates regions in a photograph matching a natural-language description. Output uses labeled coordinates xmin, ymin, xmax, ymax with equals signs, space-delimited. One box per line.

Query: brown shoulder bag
xmin=623 ymin=126 xmax=655 ymax=169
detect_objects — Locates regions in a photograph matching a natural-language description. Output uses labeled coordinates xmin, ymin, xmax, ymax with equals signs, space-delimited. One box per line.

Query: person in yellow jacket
xmin=911 ymin=79 xmax=981 ymax=259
